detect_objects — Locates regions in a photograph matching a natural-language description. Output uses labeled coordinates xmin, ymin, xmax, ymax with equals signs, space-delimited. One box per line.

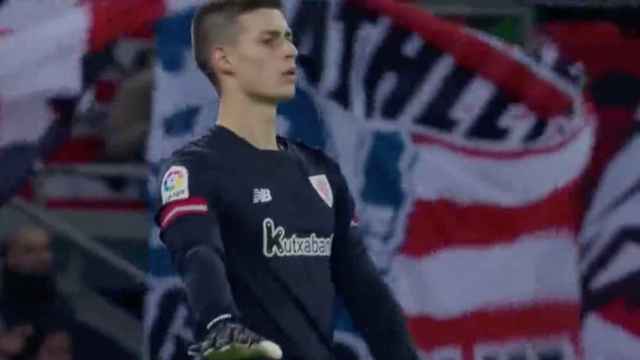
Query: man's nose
xmin=284 ymin=39 xmax=298 ymax=59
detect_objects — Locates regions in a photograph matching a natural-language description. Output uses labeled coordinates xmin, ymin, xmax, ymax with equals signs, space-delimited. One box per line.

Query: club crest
xmin=309 ymin=174 xmax=333 ymax=208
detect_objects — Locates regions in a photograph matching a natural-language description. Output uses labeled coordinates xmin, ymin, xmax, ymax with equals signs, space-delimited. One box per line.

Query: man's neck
xmin=216 ymin=92 xmax=279 ymax=151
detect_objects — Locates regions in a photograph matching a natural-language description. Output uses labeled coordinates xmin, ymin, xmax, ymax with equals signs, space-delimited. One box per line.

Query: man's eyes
xmin=261 ymin=34 xmax=293 ymax=46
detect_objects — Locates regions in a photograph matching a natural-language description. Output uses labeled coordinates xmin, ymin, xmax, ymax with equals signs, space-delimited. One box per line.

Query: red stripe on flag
xmin=411 ymin=123 xmax=587 ymax=160
xmin=598 ymin=298 xmax=640 ymax=338
xmin=89 ymin=0 xmax=165 ymax=52
xmin=350 ymin=0 xmax=574 ymax=118
xmin=159 ymin=197 xmax=208 ymax=229
xmin=544 ymin=22 xmax=640 ymax=79
xmin=402 ymin=180 xmax=582 ymax=257
xmin=407 ymin=302 xmax=581 ymax=355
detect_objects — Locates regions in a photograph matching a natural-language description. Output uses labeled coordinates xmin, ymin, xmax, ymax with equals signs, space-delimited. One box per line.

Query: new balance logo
xmin=253 ymin=188 xmax=272 ymax=204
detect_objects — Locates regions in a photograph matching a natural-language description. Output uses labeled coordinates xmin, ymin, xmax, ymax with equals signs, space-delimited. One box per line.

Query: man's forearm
xmin=333 ymin=228 xmax=419 ymax=360
xmin=161 ymin=215 xmax=240 ymax=330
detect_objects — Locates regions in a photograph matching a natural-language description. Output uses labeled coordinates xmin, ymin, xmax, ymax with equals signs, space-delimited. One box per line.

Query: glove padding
xmin=188 ymin=315 xmax=283 ymax=360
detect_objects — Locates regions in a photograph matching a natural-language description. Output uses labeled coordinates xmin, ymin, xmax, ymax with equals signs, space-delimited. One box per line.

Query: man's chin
xmin=255 ymin=89 xmax=296 ymax=104
xmin=274 ymin=86 xmax=296 ymax=101
xmin=279 ymin=89 xmax=296 ymax=101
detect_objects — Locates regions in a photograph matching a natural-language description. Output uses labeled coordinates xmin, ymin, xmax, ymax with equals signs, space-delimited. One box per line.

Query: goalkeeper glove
xmin=188 ymin=314 xmax=283 ymax=360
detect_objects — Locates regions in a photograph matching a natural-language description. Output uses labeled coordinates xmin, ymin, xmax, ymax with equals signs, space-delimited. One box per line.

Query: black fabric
xmin=0 ymin=265 xmax=75 ymax=333
xmin=329 ymin=164 xmax=419 ymax=360
xmin=0 ymin=267 xmax=76 ymax=360
xmin=161 ymin=214 xmax=240 ymax=330
xmin=156 ymin=126 xmax=418 ymax=360
xmin=2 ymin=266 xmax=57 ymax=304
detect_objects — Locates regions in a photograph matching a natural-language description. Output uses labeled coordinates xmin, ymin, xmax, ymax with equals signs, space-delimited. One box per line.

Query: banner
xmin=0 ymin=0 xmax=88 ymax=146
xmin=580 ymin=122 xmax=640 ymax=360
xmin=292 ymin=0 xmax=590 ymax=358
xmin=543 ymin=21 xmax=640 ymax=359
xmin=145 ymin=1 xmax=591 ymax=359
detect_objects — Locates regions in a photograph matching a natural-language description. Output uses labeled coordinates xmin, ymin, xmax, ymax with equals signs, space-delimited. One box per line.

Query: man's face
xmin=223 ymin=8 xmax=298 ymax=102
xmin=6 ymin=227 xmax=53 ymax=275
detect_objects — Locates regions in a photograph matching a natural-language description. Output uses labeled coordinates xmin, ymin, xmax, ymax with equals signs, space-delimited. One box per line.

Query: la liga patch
xmin=161 ymin=166 xmax=189 ymax=204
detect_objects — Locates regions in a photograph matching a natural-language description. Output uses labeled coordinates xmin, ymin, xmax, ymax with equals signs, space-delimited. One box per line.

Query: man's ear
xmin=212 ymin=47 xmax=233 ymax=76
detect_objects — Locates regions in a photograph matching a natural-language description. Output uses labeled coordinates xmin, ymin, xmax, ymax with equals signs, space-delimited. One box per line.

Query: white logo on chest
xmin=262 ymin=218 xmax=333 ymax=257
xmin=253 ymin=188 xmax=272 ymax=204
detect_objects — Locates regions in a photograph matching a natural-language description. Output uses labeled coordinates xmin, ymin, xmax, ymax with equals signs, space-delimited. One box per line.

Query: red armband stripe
xmin=160 ymin=197 xmax=208 ymax=229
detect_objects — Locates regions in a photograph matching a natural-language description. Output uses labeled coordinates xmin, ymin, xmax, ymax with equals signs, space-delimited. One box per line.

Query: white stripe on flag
xmin=0 ymin=94 xmax=58 ymax=146
xmin=583 ymin=313 xmax=640 ymax=360
xmin=411 ymin=124 xmax=593 ymax=206
xmin=0 ymin=5 xmax=89 ymax=101
xmin=390 ymin=231 xmax=580 ymax=319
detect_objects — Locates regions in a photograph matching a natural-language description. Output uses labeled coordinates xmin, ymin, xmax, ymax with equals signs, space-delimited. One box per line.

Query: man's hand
xmin=188 ymin=314 xmax=282 ymax=360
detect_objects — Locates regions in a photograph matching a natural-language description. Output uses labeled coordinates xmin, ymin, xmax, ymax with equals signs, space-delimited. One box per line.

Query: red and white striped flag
xmin=0 ymin=0 xmax=88 ymax=146
xmin=0 ymin=0 xmax=206 ymax=147
xmin=580 ymin=123 xmax=640 ymax=360
xmin=303 ymin=1 xmax=592 ymax=358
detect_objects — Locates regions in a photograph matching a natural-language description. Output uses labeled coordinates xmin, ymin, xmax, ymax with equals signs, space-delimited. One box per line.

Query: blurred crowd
xmin=0 ymin=225 xmax=73 ymax=360
xmin=33 ymin=38 xmax=154 ymax=207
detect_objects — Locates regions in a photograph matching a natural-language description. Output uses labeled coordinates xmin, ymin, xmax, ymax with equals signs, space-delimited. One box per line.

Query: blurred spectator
xmin=0 ymin=225 xmax=75 ymax=360
xmin=66 ymin=38 xmax=153 ymax=164
xmin=0 ymin=324 xmax=33 ymax=359
xmin=32 ymin=330 xmax=73 ymax=360
xmin=30 ymin=39 xmax=154 ymax=208
xmin=103 ymin=66 xmax=152 ymax=163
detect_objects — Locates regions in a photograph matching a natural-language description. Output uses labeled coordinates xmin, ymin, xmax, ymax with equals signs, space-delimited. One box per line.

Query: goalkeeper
xmin=155 ymin=1 xmax=419 ymax=359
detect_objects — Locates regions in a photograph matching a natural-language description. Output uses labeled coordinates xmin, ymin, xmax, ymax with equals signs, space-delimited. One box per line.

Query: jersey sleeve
xmin=329 ymin=162 xmax=419 ymax=360
xmin=156 ymin=154 xmax=240 ymax=331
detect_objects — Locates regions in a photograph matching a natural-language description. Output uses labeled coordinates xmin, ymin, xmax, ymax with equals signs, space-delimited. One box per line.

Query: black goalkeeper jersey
xmin=156 ymin=126 xmax=418 ymax=360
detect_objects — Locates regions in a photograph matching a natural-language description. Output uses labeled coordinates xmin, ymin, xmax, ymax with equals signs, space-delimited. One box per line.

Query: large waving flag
xmin=288 ymin=0 xmax=590 ymax=358
xmin=543 ymin=21 xmax=640 ymax=359
xmin=0 ymin=0 xmax=87 ymax=146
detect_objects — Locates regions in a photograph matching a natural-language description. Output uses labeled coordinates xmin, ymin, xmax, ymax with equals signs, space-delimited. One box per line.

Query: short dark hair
xmin=191 ymin=0 xmax=284 ymax=88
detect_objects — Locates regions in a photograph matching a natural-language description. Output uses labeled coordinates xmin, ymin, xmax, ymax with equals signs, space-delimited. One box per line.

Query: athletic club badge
xmin=309 ymin=174 xmax=333 ymax=208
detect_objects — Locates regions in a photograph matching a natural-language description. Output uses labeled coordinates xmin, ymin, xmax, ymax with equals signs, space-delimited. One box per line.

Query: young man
xmin=156 ymin=1 xmax=420 ymax=359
